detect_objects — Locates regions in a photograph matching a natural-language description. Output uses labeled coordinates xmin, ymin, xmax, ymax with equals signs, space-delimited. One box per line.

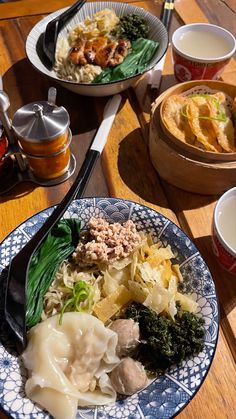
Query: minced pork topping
xmin=73 ymin=217 xmax=141 ymax=265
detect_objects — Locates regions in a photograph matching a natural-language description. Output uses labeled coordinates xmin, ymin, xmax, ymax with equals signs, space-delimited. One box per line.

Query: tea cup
xmin=172 ymin=23 xmax=236 ymax=82
xmin=212 ymin=187 xmax=236 ymax=275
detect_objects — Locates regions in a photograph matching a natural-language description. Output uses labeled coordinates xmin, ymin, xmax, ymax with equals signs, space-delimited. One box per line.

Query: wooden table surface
xmin=0 ymin=0 xmax=236 ymax=418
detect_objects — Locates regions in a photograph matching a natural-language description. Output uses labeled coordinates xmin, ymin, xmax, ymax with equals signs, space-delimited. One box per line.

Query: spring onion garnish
xmin=59 ymin=280 xmax=94 ymax=325
xmin=180 ymin=94 xmax=227 ymax=122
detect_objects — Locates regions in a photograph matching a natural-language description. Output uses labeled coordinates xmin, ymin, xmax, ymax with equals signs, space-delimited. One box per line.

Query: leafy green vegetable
xmin=59 ymin=280 xmax=94 ymax=325
xmin=125 ymin=302 xmax=205 ymax=374
xmin=111 ymin=14 xmax=149 ymax=41
xmin=93 ymin=38 xmax=159 ymax=84
xmin=26 ymin=218 xmax=81 ymax=328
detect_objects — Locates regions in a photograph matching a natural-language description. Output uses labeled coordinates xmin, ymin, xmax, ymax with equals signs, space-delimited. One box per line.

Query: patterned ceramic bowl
xmin=25 ymin=2 xmax=168 ymax=96
xmin=212 ymin=187 xmax=236 ymax=275
xmin=0 ymin=197 xmax=219 ymax=419
xmin=172 ymin=23 xmax=236 ymax=82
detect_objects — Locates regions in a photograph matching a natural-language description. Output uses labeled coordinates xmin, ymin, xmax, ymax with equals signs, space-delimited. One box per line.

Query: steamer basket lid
xmin=12 ymin=101 xmax=70 ymax=142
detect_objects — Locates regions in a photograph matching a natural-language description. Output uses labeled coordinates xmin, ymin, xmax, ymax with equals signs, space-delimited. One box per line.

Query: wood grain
xmin=0 ymin=0 xmax=157 ymax=20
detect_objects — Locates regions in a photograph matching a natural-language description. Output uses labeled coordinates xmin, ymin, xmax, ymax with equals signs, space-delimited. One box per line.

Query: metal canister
xmin=12 ymin=99 xmax=71 ymax=180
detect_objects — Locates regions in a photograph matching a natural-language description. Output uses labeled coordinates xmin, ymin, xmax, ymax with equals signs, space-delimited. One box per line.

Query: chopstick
xmin=149 ymin=0 xmax=175 ymax=92
xmin=160 ymin=0 xmax=175 ymax=30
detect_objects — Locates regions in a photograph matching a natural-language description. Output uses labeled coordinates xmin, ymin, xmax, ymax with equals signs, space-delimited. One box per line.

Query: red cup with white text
xmin=172 ymin=23 xmax=236 ymax=82
xmin=212 ymin=187 xmax=236 ymax=275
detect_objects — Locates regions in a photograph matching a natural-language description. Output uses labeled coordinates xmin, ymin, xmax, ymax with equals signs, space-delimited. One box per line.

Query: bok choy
xmin=26 ymin=218 xmax=81 ymax=328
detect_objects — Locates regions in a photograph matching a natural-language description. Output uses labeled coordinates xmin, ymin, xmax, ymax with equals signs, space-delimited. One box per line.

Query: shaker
xmin=11 ymin=88 xmax=72 ymax=180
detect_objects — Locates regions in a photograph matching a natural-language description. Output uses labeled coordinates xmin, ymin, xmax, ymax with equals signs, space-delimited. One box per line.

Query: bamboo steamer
xmin=149 ymin=80 xmax=236 ymax=195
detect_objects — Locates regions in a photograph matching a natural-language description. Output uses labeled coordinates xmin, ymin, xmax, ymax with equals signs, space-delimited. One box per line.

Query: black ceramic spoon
xmin=43 ymin=0 xmax=86 ymax=68
xmin=4 ymin=94 xmax=122 ymax=353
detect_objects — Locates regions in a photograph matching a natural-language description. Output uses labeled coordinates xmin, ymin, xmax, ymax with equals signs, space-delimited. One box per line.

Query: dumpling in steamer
xmin=22 ymin=312 xmax=120 ymax=419
xmin=162 ymin=95 xmax=195 ymax=144
xmin=186 ymin=96 xmax=222 ymax=152
xmin=208 ymin=93 xmax=236 ymax=152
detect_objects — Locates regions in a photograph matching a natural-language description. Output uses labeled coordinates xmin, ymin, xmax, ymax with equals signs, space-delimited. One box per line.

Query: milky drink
xmin=218 ymin=195 xmax=236 ymax=251
xmin=175 ymin=30 xmax=232 ymax=59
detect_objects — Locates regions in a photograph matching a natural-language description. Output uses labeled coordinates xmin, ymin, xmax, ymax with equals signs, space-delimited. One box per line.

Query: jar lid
xmin=12 ymin=101 xmax=70 ymax=143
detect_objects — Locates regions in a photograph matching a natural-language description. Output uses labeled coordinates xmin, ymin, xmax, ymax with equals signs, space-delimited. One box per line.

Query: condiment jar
xmin=12 ymin=100 xmax=71 ymax=180
xmin=0 ymin=131 xmax=14 ymax=179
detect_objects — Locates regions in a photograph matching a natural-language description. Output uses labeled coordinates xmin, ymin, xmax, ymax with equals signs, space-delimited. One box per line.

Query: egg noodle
xmin=55 ymin=9 xmax=119 ymax=82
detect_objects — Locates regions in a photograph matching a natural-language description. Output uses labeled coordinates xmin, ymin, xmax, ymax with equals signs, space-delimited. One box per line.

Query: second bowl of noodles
xmin=26 ymin=2 xmax=168 ymax=96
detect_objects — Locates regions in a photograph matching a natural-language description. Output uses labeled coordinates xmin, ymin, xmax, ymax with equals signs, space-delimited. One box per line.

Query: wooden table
xmin=0 ymin=1 xmax=236 ymax=418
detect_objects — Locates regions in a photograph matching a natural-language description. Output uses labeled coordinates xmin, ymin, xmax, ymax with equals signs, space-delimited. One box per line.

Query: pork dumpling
xmin=109 ymin=357 xmax=148 ymax=395
xmin=109 ymin=319 xmax=140 ymax=356
xmin=22 ymin=312 xmax=120 ymax=419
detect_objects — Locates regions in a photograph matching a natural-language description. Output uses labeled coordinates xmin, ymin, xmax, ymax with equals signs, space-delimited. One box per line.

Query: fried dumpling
xmin=162 ymin=95 xmax=195 ymax=144
xmin=208 ymin=93 xmax=236 ymax=152
xmin=186 ymin=96 xmax=222 ymax=152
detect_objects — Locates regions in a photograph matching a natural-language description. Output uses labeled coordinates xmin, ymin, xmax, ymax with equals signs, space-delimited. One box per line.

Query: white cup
xmin=172 ymin=23 xmax=236 ymax=82
xmin=212 ymin=187 xmax=236 ymax=274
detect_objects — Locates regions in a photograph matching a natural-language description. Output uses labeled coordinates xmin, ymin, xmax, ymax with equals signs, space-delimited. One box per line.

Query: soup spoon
xmin=43 ymin=0 xmax=86 ymax=68
xmin=4 ymin=93 xmax=122 ymax=353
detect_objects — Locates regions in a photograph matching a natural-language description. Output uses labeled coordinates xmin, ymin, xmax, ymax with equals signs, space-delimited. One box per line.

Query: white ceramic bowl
xmin=26 ymin=2 xmax=168 ymax=96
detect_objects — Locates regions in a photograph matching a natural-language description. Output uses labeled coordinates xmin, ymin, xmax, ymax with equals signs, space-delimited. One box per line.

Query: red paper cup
xmin=172 ymin=23 xmax=236 ymax=82
xmin=212 ymin=187 xmax=236 ymax=275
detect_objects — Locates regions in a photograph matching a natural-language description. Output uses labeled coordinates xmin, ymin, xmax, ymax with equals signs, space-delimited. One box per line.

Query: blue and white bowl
xmin=0 ymin=197 xmax=219 ymax=418
xmin=25 ymin=2 xmax=168 ymax=96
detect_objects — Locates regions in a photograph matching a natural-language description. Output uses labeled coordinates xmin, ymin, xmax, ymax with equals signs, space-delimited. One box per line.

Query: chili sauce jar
xmin=12 ymin=101 xmax=71 ymax=180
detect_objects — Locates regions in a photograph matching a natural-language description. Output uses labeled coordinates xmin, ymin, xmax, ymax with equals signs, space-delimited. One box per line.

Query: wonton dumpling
xmin=22 ymin=312 xmax=120 ymax=419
